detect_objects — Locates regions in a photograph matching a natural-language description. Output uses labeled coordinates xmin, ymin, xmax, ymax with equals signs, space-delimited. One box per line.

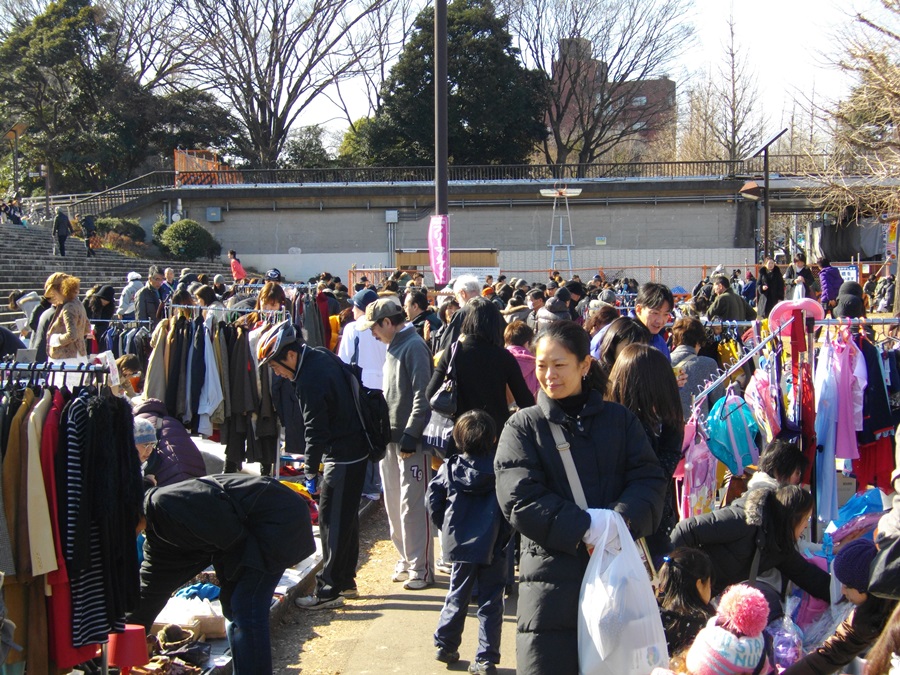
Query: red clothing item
xmin=230 ymin=257 xmax=246 ymax=282
xmin=854 ymin=437 xmax=895 ymax=491
xmin=41 ymin=389 xmax=98 ymax=669
xmin=316 ymin=292 xmax=332 ymax=348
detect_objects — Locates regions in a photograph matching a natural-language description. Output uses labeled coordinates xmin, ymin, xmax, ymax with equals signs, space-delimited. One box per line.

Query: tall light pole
xmin=4 ymin=122 xmax=27 ymax=197
xmin=741 ymin=128 xmax=787 ymax=260
xmin=435 ymin=0 xmax=448 ymax=216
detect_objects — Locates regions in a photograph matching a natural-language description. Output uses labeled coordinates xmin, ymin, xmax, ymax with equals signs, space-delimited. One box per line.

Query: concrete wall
xmin=129 ymin=186 xmax=756 ymax=282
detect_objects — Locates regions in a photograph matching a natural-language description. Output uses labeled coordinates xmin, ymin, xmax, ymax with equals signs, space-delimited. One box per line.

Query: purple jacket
xmin=507 ymin=345 xmax=539 ymax=397
xmin=133 ymin=398 xmax=207 ymax=487
xmin=819 ymin=266 xmax=844 ymax=305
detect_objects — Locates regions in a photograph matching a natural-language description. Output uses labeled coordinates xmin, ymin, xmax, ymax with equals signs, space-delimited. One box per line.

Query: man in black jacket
xmin=135 ymin=265 xmax=164 ymax=328
xmin=259 ymin=321 xmax=369 ymax=609
xmin=129 ymin=475 xmax=314 ymax=675
xmin=51 ymin=207 xmax=72 ymax=256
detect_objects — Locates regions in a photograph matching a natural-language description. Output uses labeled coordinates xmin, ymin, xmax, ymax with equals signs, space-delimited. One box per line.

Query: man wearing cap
xmin=338 ymin=288 xmax=388 ymax=500
xmin=258 ymin=322 xmax=369 ymax=610
xmin=265 ymin=268 xmax=283 ymax=284
xmin=782 ymin=538 xmax=895 ymax=675
xmin=363 ymin=298 xmax=435 ymax=589
xmin=212 ymin=274 xmax=228 ymax=298
xmin=177 ymin=268 xmax=199 ymax=291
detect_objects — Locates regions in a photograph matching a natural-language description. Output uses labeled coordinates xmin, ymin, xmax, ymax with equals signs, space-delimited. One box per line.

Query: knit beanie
xmin=564 ymin=280 xmax=585 ymax=298
xmin=686 ymin=584 xmax=769 ymax=675
xmin=133 ymin=418 xmax=157 ymax=446
xmin=833 ymin=538 xmax=877 ymax=592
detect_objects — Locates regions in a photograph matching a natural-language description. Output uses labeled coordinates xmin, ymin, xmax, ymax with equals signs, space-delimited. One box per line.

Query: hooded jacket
xmin=818 ymin=266 xmax=844 ymax=306
xmin=495 ymin=389 xmax=666 ymax=675
xmin=428 ymin=453 xmax=511 ymax=565
xmin=671 ymin=488 xmax=831 ymax=600
xmin=133 ymin=398 xmax=207 ymax=487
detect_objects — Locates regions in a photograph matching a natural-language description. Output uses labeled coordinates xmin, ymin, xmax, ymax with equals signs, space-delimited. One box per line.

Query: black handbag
xmin=429 ymin=341 xmax=459 ymax=417
xmin=869 ymin=535 xmax=900 ymax=599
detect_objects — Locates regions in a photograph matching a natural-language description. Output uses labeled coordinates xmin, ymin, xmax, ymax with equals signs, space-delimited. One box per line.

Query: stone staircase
xmin=0 ymin=221 xmax=235 ymax=330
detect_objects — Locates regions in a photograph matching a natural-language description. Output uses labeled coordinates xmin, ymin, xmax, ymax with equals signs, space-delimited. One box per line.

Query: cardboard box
xmin=837 ymin=473 xmax=858 ymax=508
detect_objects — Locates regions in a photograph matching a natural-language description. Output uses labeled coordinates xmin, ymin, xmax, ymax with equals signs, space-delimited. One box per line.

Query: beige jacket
xmin=46 ymin=300 xmax=91 ymax=359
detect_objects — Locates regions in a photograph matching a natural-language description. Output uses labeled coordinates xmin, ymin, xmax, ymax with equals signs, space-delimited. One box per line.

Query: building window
xmin=631 ymin=96 xmax=647 ymax=107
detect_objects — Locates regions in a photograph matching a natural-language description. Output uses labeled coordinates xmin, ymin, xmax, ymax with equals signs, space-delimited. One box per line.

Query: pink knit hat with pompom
xmin=686 ymin=584 xmax=770 ymax=675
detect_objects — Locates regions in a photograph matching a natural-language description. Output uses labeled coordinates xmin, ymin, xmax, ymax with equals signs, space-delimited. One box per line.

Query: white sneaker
xmin=294 ymin=594 xmax=344 ymax=610
xmin=403 ymin=578 xmax=431 ymax=590
xmin=436 ymin=561 xmax=453 ymax=575
xmin=391 ymin=570 xmax=409 ymax=582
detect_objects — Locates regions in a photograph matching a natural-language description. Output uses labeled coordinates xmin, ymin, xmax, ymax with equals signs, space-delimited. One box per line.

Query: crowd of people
xmin=4 ymin=257 xmax=900 ymax=675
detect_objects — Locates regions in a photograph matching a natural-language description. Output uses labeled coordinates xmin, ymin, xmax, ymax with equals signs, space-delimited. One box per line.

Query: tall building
xmin=550 ymin=37 xmax=676 ymax=151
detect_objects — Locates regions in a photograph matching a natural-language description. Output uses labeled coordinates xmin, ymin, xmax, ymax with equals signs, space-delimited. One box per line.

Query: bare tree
xmin=323 ymin=0 xmax=422 ymax=131
xmin=499 ymin=0 xmax=692 ymax=173
xmin=713 ymin=16 xmax=763 ymax=161
xmin=678 ymin=73 xmax=720 ymax=161
xmin=810 ymin=1 xmax=900 ymax=217
xmin=180 ymin=0 xmax=391 ymax=167
xmin=676 ymin=15 xmax=764 ymax=162
xmin=100 ymin=0 xmax=194 ymax=91
xmin=0 ymin=0 xmax=48 ymax=35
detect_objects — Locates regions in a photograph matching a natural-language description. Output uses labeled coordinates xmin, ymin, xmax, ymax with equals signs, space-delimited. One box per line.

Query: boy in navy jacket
xmin=429 ymin=410 xmax=512 ymax=675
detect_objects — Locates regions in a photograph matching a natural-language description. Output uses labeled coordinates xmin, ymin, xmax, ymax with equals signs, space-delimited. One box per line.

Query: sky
xmin=684 ymin=0 xmax=860 ymax=129
xmin=304 ymin=0 xmax=883 ymax=144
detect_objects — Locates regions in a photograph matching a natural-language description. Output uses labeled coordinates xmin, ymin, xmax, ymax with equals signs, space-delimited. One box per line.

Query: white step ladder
xmin=541 ymin=186 xmax=581 ymax=278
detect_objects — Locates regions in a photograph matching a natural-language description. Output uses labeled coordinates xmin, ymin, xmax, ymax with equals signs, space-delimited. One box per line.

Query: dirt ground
xmin=270 ymin=502 xmax=518 ymax=674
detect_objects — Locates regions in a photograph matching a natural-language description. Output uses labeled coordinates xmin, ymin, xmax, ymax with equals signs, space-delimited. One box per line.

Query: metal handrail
xmin=60 ymin=154 xmax=875 ymax=218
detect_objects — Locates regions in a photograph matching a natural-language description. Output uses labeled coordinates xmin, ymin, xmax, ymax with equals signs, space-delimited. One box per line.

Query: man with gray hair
xmin=438 ymin=274 xmax=481 ymax=353
xmin=136 ymin=265 xmax=164 ymax=327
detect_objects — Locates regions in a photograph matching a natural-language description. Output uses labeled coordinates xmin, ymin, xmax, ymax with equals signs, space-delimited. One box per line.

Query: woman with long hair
xmin=757 ymin=257 xmax=785 ymax=318
xmin=656 ymin=547 xmax=714 ymax=658
xmin=594 ymin=316 xmax=651 ymax=383
xmin=494 ymin=320 xmax=666 ymax=675
xmin=44 ymin=272 xmax=90 ymax=365
xmin=671 ymin=485 xmax=830 ymax=602
xmin=607 ymin=343 xmax=684 ymax=557
xmin=426 ymin=297 xmax=534 ymax=453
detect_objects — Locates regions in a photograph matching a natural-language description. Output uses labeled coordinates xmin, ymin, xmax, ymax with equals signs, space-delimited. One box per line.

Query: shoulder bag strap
xmin=548 ymin=420 xmax=589 ymax=509
xmin=444 ymin=340 xmax=459 ymax=381
xmin=351 ymin=335 xmax=360 ymax=369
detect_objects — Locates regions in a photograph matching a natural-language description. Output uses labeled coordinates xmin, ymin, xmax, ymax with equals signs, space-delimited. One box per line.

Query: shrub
xmin=152 ymin=218 xmax=169 ymax=253
xmin=97 ymin=231 xmax=153 ymax=258
xmin=160 ymin=219 xmax=220 ymax=261
xmin=96 ymin=217 xmax=146 ymax=242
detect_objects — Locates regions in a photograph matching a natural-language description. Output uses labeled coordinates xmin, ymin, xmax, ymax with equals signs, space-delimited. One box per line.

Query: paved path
xmin=272 ymin=502 xmax=518 ymax=674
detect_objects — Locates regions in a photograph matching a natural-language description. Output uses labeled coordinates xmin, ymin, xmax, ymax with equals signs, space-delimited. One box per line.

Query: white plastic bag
xmin=577 ymin=510 xmax=668 ymax=675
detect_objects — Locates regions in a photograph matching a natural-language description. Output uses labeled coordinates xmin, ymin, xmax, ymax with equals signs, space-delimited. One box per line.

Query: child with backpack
xmin=428 ymin=410 xmax=512 ymax=675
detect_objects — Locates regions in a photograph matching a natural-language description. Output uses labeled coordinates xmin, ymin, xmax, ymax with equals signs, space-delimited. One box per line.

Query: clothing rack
xmin=691 ymin=316 xmax=795 ymax=404
xmin=0 ymin=361 xmax=110 ymax=372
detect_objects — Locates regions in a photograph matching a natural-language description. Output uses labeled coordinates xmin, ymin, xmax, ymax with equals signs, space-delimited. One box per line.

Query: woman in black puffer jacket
xmin=670 ymin=484 xmax=830 ymax=601
xmin=494 ymin=320 xmax=666 ymax=675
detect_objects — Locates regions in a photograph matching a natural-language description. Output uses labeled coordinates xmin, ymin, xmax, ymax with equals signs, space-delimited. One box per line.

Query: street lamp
xmin=4 ymin=122 xmax=27 ymax=197
xmin=742 ymin=128 xmax=787 ymax=260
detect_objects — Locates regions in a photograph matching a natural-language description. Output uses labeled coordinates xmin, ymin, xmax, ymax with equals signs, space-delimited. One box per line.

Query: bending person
xmin=670 ymin=484 xmax=830 ymax=602
xmin=129 ymin=474 xmax=315 ymax=675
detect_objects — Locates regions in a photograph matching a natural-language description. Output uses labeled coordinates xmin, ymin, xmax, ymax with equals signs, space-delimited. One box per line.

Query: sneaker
xmin=468 ymin=661 xmax=498 ymax=674
xmin=391 ymin=569 xmax=409 ymax=583
xmin=340 ymin=587 xmax=359 ymax=599
xmin=435 ymin=647 xmax=460 ymax=664
xmin=436 ymin=560 xmax=453 ymax=575
xmin=403 ymin=578 xmax=431 ymax=590
xmin=294 ymin=594 xmax=344 ymax=610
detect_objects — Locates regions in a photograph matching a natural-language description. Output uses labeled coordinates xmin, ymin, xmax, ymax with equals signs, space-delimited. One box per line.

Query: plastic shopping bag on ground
xmin=578 ymin=510 xmax=668 ymax=675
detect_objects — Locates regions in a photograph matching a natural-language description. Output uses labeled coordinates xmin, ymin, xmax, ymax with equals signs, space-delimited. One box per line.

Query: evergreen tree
xmin=365 ymin=0 xmax=548 ymax=166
